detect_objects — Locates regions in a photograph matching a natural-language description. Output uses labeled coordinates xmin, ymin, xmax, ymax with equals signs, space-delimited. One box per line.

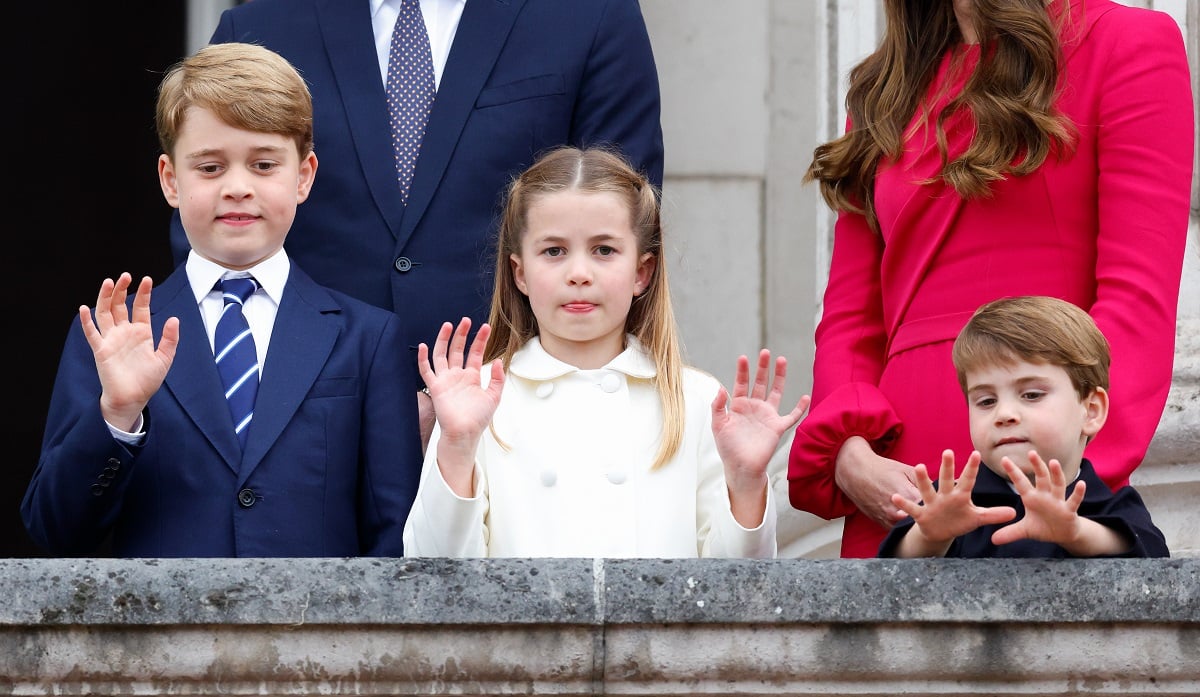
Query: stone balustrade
xmin=3 ymin=556 xmax=1198 ymax=695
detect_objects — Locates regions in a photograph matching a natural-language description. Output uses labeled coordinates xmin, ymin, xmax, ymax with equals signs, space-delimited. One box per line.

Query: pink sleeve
xmin=787 ymin=203 xmax=900 ymax=519
xmin=1083 ymin=10 xmax=1193 ymax=489
xmin=788 ymin=383 xmax=902 ymax=519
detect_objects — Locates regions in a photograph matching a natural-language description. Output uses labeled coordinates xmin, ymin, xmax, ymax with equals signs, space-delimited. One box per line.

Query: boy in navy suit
xmin=22 ymin=43 xmax=422 ymax=557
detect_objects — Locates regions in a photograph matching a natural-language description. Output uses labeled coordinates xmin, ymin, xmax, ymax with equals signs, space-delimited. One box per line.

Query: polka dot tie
xmin=386 ymin=0 xmax=435 ymax=205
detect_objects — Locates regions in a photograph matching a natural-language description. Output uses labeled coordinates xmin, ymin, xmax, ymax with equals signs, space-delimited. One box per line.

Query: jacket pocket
xmin=476 ymin=74 xmax=565 ymax=108
xmin=306 ymin=376 xmax=357 ymax=399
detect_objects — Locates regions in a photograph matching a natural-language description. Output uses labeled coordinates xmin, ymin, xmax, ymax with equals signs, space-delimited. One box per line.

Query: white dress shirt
xmin=187 ymin=248 xmax=290 ymax=372
xmin=371 ymin=0 xmax=466 ymax=89
xmin=403 ymin=336 xmax=778 ymax=559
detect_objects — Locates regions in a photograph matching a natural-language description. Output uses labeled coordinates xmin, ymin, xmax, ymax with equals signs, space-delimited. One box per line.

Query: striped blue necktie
xmin=214 ymin=277 xmax=260 ymax=449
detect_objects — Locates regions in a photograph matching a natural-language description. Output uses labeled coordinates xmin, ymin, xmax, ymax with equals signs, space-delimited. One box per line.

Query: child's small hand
xmin=417 ymin=318 xmax=504 ymax=493
xmin=711 ymin=349 xmax=810 ymax=526
xmin=990 ymin=451 xmax=1085 ymax=547
xmin=893 ymin=450 xmax=1015 ymax=548
xmin=80 ymin=273 xmax=179 ymax=432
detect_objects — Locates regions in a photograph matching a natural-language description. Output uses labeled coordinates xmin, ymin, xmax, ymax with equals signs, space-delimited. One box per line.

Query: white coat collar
xmin=509 ymin=335 xmax=658 ymax=381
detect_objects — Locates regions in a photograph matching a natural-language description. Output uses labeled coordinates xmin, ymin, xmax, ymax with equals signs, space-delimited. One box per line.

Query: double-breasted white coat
xmin=402 ymin=336 xmax=777 ymax=558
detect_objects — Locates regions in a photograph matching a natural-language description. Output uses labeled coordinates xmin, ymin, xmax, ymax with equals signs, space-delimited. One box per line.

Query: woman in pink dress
xmin=788 ymin=0 xmax=1194 ymax=558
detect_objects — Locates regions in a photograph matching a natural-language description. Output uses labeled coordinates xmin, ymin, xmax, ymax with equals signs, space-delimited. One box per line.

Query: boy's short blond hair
xmin=952 ymin=295 xmax=1110 ymax=400
xmin=156 ymin=42 xmax=313 ymax=160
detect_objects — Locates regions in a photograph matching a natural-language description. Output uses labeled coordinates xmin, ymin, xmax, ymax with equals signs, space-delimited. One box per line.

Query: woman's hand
xmin=834 ymin=436 xmax=921 ymax=529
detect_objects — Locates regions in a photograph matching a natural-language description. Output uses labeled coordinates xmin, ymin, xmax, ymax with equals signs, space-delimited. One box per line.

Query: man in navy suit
xmin=23 ymin=43 xmax=421 ymax=557
xmin=170 ymin=0 xmax=665 ymax=444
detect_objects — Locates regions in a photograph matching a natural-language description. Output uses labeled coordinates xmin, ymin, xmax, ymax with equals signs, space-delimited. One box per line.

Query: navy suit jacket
xmin=170 ymin=0 xmax=664 ymax=384
xmin=22 ymin=264 xmax=422 ymax=557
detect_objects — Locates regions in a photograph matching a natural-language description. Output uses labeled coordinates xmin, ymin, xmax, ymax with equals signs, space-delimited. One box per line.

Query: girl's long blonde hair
xmin=486 ymin=146 xmax=685 ymax=470
xmin=806 ymin=0 xmax=1076 ymax=232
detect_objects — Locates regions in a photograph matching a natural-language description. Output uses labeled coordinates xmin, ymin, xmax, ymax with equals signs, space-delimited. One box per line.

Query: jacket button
xmin=599 ymin=373 xmax=621 ymax=393
xmin=237 ymin=489 xmax=257 ymax=508
xmin=393 ymin=256 xmax=413 ymax=272
xmin=91 ymin=484 xmax=105 ymax=497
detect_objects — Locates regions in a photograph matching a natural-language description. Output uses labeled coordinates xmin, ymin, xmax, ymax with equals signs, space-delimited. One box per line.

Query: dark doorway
xmin=6 ymin=5 xmax=186 ymax=556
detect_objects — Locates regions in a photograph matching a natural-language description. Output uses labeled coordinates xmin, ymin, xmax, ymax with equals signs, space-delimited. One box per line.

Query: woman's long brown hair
xmin=806 ymin=0 xmax=1077 ymax=232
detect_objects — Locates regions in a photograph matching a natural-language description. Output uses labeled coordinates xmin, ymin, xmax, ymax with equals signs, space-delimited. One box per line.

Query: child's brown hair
xmin=952 ymin=295 xmax=1109 ymax=400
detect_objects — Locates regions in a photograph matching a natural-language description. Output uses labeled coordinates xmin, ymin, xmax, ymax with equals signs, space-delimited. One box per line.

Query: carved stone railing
xmin=3 ymin=557 xmax=1198 ymax=695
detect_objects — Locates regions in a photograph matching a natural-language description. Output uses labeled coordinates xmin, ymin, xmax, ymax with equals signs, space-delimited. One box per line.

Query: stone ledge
xmin=3 ymin=558 xmax=1199 ymax=695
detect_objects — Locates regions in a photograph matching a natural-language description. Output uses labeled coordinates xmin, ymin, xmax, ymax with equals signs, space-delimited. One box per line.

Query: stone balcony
xmin=3 ymin=556 xmax=1198 ymax=695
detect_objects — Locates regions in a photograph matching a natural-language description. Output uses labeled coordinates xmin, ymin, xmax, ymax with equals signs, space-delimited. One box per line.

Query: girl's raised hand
xmin=711 ymin=349 xmax=810 ymax=494
xmin=417 ymin=318 xmax=505 ymax=491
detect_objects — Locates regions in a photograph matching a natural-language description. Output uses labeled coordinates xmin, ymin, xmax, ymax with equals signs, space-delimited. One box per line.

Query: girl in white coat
xmin=402 ymin=146 xmax=810 ymax=558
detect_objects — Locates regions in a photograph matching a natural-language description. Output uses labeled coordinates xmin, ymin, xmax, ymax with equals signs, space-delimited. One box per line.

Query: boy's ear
xmin=1082 ymin=385 xmax=1109 ymax=439
xmin=158 ymin=154 xmax=181 ymax=209
xmin=296 ymin=151 xmax=318 ymax=203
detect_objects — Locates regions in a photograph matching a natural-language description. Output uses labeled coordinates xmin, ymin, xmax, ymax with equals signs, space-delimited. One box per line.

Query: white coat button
xmin=599 ymin=373 xmax=621 ymax=393
xmin=606 ymin=471 xmax=627 ymax=485
xmin=536 ymin=382 xmax=554 ymax=398
xmin=540 ymin=470 xmax=557 ymax=487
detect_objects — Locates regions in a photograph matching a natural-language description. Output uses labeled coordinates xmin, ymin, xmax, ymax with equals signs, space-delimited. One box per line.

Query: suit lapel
xmin=237 ymin=269 xmax=342 ymax=483
xmin=155 ymin=270 xmax=243 ymax=473
xmin=400 ymin=0 xmax=526 ymax=247
xmin=319 ymin=0 xmax=408 ymax=241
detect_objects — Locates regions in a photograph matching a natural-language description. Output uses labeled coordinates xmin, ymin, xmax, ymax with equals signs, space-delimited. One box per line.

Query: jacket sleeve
xmin=21 ymin=317 xmax=138 ymax=555
xmin=1080 ymin=8 xmax=1193 ymax=490
xmin=787 ymin=202 xmax=903 ymax=520
xmin=1090 ymin=485 xmax=1170 ymax=559
xmin=358 ymin=314 xmax=424 ymax=556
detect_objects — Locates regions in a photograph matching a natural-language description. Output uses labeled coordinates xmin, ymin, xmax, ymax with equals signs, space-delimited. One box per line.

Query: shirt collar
xmin=185 ymin=248 xmax=291 ymax=305
xmin=509 ymin=335 xmax=659 ymax=381
xmin=370 ymin=0 xmax=392 ymax=19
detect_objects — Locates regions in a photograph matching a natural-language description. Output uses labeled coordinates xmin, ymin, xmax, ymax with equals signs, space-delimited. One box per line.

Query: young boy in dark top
xmin=879 ymin=295 xmax=1168 ymax=559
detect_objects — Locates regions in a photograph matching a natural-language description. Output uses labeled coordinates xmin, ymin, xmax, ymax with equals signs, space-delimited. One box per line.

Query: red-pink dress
xmin=788 ymin=0 xmax=1194 ymax=558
